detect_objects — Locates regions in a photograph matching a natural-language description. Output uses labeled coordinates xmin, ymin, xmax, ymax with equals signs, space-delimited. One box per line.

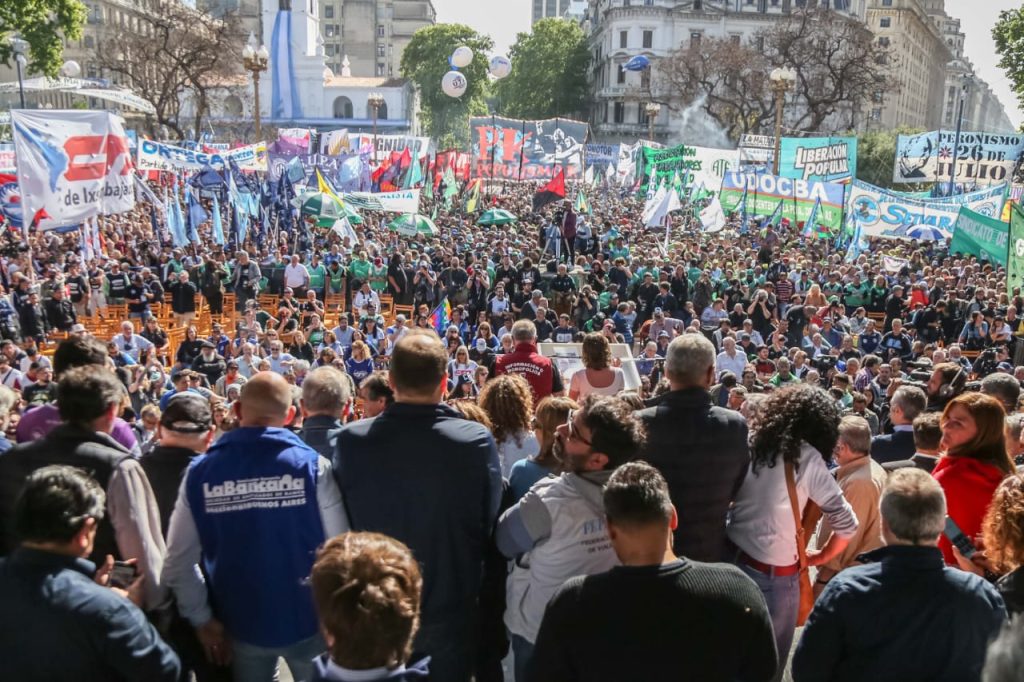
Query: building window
xmin=690 ymin=32 xmax=702 ymax=49
xmin=755 ymin=36 xmax=765 ymax=52
xmin=694 ymin=0 xmax=702 ymax=8
xmin=880 ymin=17 xmax=890 ymax=28
xmin=878 ymin=37 xmax=890 ymax=47
xmin=83 ymin=35 xmax=94 ymax=49
xmin=377 ymin=24 xmax=385 ymax=37
xmin=642 ymin=30 xmax=652 ymax=48
xmin=603 ymin=101 xmax=609 ymax=123
xmin=224 ymin=95 xmax=243 ymax=117
xmin=870 ymin=108 xmax=882 ymax=121
xmin=614 ymin=101 xmax=625 ymax=123
xmin=644 ymin=0 xmax=654 ymax=4
xmin=640 ymin=70 xmax=650 ymax=89
xmin=730 ymin=34 xmax=741 ymax=45
xmin=374 ymin=101 xmax=388 ymax=120
xmin=617 ymin=63 xmax=626 ymax=83
xmin=620 ymin=30 xmax=628 ymax=48
xmin=377 ymin=45 xmax=386 ymax=57
xmin=325 ymin=25 xmax=335 ymax=37
xmin=623 ymin=0 xmax=630 ymax=6
xmin=377 ymin=63 xmax=385 ymax=76
xmin=324 ymin=5 xmax=333 ymax=18
xmin=882 ymin=0 xmax=892 ymax=5
xmin=333 ymin=96 xmax=353 ymax=118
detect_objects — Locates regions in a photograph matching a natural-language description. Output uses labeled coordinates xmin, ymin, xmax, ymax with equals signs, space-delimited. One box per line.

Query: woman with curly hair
xmin=479 ymin=373 xmax=538 ymax=477
xmin=954 ymin=474 xmax=1024 ymax=616
xmin=726 ymin=383 xmax=858 ymax=678
xmin=508 ymin=396 xmax=577 ymax=502
xmin=934 ymin=392 xmax=1014 ymax=566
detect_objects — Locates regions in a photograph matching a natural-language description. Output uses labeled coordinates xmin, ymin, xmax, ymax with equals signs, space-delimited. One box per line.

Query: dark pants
xmin=413 ymin=619 xmax=476 ymax=682
xmin=560 ymin=237 xmax=575 ymax=263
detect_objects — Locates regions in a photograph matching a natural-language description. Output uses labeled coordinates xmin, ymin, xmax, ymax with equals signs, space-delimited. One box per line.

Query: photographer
xmin=973 ymin=346 xmax=1008 ymax=378
xmin=549 ymin=263 xmax=577 ymax=318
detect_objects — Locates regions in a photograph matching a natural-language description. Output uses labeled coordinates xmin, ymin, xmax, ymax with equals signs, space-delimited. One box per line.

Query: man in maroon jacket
xmin=494 ymin=319 xmax=565 ymax=402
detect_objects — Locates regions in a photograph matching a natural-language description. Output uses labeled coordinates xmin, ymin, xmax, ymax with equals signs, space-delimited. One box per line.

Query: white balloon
xmin=488 ymin=55 xmax=511 ymax=79
xmin=451 ymin=46 xmax=474 ymax=68
xmin=441 ymin=70 xmax=468 ymax=98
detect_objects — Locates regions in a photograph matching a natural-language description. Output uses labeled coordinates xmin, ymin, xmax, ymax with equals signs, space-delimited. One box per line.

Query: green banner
xmin=950 ymin=207 xmax=1009 ymax=266
xmin=1009 ymin=203 xmax=1024 ymax=296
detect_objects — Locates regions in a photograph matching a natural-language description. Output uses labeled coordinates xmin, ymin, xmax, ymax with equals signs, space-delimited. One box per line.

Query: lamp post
xmin=368 ymin=92 xmax=385 ymax=162
xmin=10 ymin=36 xmax=28 ymax=109
xmin=947 ymin=75 xmax=973 ymax=197
xmin=644 ymin=101 xmax=662 ymax=142
xmin=769 ymin=67 xmax=796 ymax=175
xmin=241 ymin=32 xmax=269 ymax=141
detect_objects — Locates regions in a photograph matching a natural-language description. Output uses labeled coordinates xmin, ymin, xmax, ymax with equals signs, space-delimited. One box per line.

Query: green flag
xmin=442 ymin=167 xmax=458 ymax=209
xmin=1009 ymin=203 xmax=1024 ymax=296
xmin=950 ymin=206 xmax=1009 ymax=266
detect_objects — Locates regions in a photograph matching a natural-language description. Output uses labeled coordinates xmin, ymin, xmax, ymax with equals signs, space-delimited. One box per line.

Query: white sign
xmin=346 ymin=189 xmax=421 ymax=213
xmin=12 ymin=110 xmax=135 ymax=230
xmin=137 ymin=140 xmax=268 ymax=172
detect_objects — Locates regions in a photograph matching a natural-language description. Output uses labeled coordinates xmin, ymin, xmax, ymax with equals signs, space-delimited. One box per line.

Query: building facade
xmin=865 ymin=0 xmax=951 ymax=130
xmin=586 ymin=0 xmax=867 ymax=145
xmin=315 ymin=0 xmax=435 ymax=79
xmin=534 ymin=0 xmax=573 ymax=24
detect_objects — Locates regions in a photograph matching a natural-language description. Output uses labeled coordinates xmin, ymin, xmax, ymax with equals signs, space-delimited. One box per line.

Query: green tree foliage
xmin=494 ymin=18 xmax=590 ymax=119
xmin=857 ymin=126 xmax=925 ymax=189
xmin=0 ymin=0 xmax=86 ymax=77
xmin=401 ymin=24 xmax=493 ymax=150
xmin=994 ymin=7 xmax=1024 ymax=128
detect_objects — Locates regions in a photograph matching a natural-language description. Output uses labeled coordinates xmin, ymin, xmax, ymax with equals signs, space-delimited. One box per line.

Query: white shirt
xmin=353 ymin=289 xmax=380 ymax=317
xmin=112 ymin=333 xmax=154 ymax=361
xmin=727 ymin=443 xmax=858 ymax=566
xmin=20 ymin=355 xmax=51 ymax=374
xmin=283 ymin=263 xmax=310 ymax=289
xmin=716 ymin=350 xmax=748 ymax=380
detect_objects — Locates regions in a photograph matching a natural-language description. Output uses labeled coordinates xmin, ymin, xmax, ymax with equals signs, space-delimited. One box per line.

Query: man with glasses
xmin=496 ymin=395 xmax=647 ymax=679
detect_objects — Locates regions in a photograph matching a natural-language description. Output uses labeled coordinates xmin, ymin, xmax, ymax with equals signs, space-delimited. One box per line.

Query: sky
xmin=433 ymin=0 xmax=1023 ymax=129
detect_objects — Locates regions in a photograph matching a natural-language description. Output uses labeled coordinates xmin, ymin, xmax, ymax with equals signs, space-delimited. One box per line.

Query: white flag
xmin=584 ymin=164 xmax=595 ymax=187
xmin=642 ymin=182 xmax=668 ymax=224
xmin=645 ymin=184 xmax=681 ymax=228
xmin=700 ymin=197 xmax=727 ymax=233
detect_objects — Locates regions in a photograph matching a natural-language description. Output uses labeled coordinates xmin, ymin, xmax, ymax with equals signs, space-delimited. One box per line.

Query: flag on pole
xmin=464 ymin=178 xmax=481 ymax=213
xmin=442 ymin=166 xmax=458 ymax=209
xmin=644 ymin=183 xmax=681 ymax=228
xmin=430 ymin=297 xmax=452 ymax=334
xmin=1008 ymin=202 xmax=1024 ymax=296
xmin=168 ymin=182 xmax=187 ymax=247
xmin=802 ymin=198 xmax=822 ymax=239
xmin=766 ymin=200 xmax=783 ymax=228
xmin=574 ymin=189 xmax=591 ymax=215
xmin=211 ymin=194 xmax=225 ymax=245
xmin=584 ymin=165 xmax=595 ymax=187
xmin=700 ymin=197 xmax=727 ymax=233
xmin=532 ymin=167 xmax=566 ymax=211
xmin=605 ymin=163 xmax=615 ymax=184
xmin=316 ymin=167 xmax=345 ymax=208
xmin=402 ymin=143 xmax=423 ymax=189
xmin=645 ymin=164 xmax=659 ymax=201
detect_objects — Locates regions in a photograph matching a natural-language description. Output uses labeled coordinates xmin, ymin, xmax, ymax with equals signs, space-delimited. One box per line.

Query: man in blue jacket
xmin=334 ymin=330 xmax=502 ymax=682
xmin=163 ymin=371 xmax=349 ymax=682
xmin=792 ymin=468 xmax=1007 ymax=682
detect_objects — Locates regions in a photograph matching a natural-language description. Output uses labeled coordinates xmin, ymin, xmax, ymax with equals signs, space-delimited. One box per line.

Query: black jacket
xmin=637 ymin=388 xmax=750 ymax=563
xmin=870 ymin=428 xmax=916 ymax=465
xmin=140 ymin=445 xmax=198 ymax=538
xmin=168 ymin=281 xmax=197 ymax=314
xmin=792 ymin=545 xmax=1007 ymax=682
xmin=44 ymin=297 xmax=76 ymax=331
xmin=299 ymin=414 xmax=343 ymax=459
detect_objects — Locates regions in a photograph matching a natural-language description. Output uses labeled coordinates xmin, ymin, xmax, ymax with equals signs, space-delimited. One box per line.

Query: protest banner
xmin=12 ymin=110 xmax=134 ymax=230
xmin=469 ymin=116 xmax=587 ymax=180
xmin=778 ymin=137 xmax=857 ymax=183
xmin=1009 ymin=203 xmax=1024 ymax=296
xmin=846 ymin=180 xmax=1007 ymax=241
xmin=347 ymin=134 xmax=430 ymax=162
xmin=718 ymin=171 xmax=845 ymax=232
xmin=138 ymin=140 xmax=268 ymax=172
xmin=640 ymin=144 xmax=739 ymax=191
xmin=267 ymin=151 xmax=369 ymax=191
xmin=893 ymin=130 xmax=1024 ymax=186
xmin=949 ymin=207 xmax=1009 ymax=265
xmin=434 ymin=150 xmax=471 ymax=185
xmin=739 ymin=134 xmax=775 ymax=166
xmin=345 ymin=188 xmax=421 ymax=213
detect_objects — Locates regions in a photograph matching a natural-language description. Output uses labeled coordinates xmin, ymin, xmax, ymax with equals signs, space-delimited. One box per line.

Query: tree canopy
xmin=994 ymin=7 xmax=1024 ymax=128
xmin=0 ymin=0 xmax=86 ymax=77
xmin=401 ymin=24 xmax=493 ymax=150
xmin=494 ymin=18 xmax=590 ymax=120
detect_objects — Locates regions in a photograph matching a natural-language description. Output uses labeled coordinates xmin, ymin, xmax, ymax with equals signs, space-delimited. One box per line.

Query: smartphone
xmin=943 ymin=516 xmax=976 ymax=559
xmin=109 ymin=561 xmax=138 ymax=590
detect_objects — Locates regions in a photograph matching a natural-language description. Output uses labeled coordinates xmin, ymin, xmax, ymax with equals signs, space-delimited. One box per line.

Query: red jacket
xmin=933 ymin=455 xmax=1007 ymax=565
xmin=493 ymin=341 xmax=563 ymax=402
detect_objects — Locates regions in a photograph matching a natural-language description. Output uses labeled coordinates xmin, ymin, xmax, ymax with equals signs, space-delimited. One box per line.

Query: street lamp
xmin=769 ymin=67 xmax=797 ymax=175
xmin=644 ymin=101 xmax=662 ymax=142
xmin=10 ymin=36 xmax=28 ymax=109
xmin=947 ymin=75 xmax=974 ymax=196
xmin=368 ymin=92 xmax=385 ymax=162
xmin=241 ymin=32 xmax=269 ymax=141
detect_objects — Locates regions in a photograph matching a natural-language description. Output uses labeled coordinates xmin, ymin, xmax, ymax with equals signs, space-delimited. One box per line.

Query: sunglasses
xmin=565 ymin=410 xmax=591 ymax=447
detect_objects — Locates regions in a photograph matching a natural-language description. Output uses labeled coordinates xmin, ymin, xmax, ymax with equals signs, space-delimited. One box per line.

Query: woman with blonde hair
xmin=569 ymin=333 xmax=624 ymax=401
xmin=345 ymin=340 xmax=374 ymax=385
xmin=478 ymin=373 xmax=538 ymax=477
xmin=935 ymin=392 xmax=1015 ymax=566
xmin=508 ymin=396 xmax=577 ymax=502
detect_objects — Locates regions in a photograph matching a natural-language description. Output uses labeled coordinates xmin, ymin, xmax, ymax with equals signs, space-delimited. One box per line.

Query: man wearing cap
xmin=647 ymin=308 xmax=684 ymax=343
xmin=191 ymin=341 xmax=226 ymax=386
xmin=163 ymin=372 xmax=348 ymax=681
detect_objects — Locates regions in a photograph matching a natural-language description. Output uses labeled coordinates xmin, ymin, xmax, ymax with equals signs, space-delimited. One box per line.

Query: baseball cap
xmin=70 ymin=323 xmax=86 ymax=334
xmin=653 ymin=307 xmax=663 ymax=315
xmin=160 ymin=393 xmax=212 ymax=433
xmin=657 ymin=330 xmax=670 ymax=338
xmin=998 ymin=362 xmax=1014 ymax=372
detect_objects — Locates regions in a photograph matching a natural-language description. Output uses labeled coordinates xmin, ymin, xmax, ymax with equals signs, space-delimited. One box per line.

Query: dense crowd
xmin=0 ymin=179 xmax=1022 ymax=682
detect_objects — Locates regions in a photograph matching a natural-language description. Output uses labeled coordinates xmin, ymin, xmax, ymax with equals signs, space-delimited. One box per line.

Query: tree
xmin=493 ymin=18 xmax=590 ymax=120
xmin=856 ymin=126 xmax=925 ymax=189
xmin=0 ymin=0 xmax=86 ymax=77
xmin=994 ymin=7 xmax=1024 ymax=128
xmin=401 ymin=24 xmax=493 ymax=150
xmin=660 ymin=8 xmax=891 ymax=141
xmin=94 ymin=3 xmax=242 ymax=139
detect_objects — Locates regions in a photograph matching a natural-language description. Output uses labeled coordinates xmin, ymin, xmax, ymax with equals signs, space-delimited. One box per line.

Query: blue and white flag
xmin=211 ymin=195 xmax=225 ymax=246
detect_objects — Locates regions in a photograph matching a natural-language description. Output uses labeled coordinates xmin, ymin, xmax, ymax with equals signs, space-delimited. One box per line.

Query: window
xmin=690 ymin=32 xmax=701 ymax=49
xmin=623 ymin=0 xmax=630 ymax=6
xmin=224 ymin=95 xmax=243 ymax=117
xmin=376 ymin=63 xmax=385 ymax=76
xmin=325 ymin=25 xmax=335 ymax=36
xmin=640 ymin=70 xmax=650 ymax=89
xmin=694 ymin=0 xmax=702 ymax=7
xmin=879 ymin=17 xmax=890 ymax=28
xmin=644 ymin=0 xmax=654 ymax=4
xmin=617 ymin=64 xmax=625 ymax=83
xmin=83 ymin=35 xmax=94 ymax=48
xmin=325 ymin=44 xmax=335 ymax=56
xmin=377 ymin=24 xmax=385 ymax=37
xmin=620 ymin=30 xmax=628 ymax=48
xmin=603 ymin=101 xmax=609 ymax=123
xmin=730 ymin=34 xmax=741 ymax=45
xmin=878 ymin=37 xmax=890 ymax=47
xmin=870 ymin=108 xmax=882 ymax=121
xmin=333 ymin=96 xmax=353 ymax=118
xmin=642 ymin=30 xmax=652 ymax=48
xmin=755 ymin=36 xmax=765 ymax=52
xmin=324 ymin=5 xmax=333 ymax=18
xmin=375 ymin=101 xmax=388 ymax=120
xmin=613 ymin=101 xmax=625 ymax=123
xmin=882 ymin=0 xmax=892 ymax=5
xmin=377 ymin=45 xmax=386 ymax=57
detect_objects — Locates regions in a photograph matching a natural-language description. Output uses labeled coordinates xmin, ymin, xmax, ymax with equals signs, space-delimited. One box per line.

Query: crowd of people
xmin=0 ymin=178 xmax=1022 ymax=681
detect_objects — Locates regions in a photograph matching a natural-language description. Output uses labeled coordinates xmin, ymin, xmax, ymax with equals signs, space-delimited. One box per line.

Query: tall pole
xmin=14 ymin=57 xmax=25 ymax=109
xmin=947 ymin=80 xmax=969 ymax=196
xmin=252 ymin=70 xmax=262 ymax=142
xmin=11 ymin=37 xmax=27 ymax=109
xmin=372 ymin=105 xmax=378 ymax=164
xmin=772 ymin=88 xmax=784 ymax=176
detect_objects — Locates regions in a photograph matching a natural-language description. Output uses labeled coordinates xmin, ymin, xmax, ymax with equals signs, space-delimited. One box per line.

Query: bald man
xmin=163 ymin=371 xmax=349 ymax=681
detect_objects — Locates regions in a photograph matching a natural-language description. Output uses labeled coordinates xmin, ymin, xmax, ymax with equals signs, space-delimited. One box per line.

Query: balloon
xmin=441 ymin=70 xmax=468 ymax=98
xmin=488 ymin=55 xmax=511 ymax=79
xmin=623 ymin=55 xmax=651 ymax=72
xmin=451 ymin=46 xmax=474 ymax=68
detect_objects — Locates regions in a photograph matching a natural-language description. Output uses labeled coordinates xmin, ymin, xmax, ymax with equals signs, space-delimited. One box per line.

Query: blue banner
xmin=778 ymin=136 xmax=857 ymax=183
xmin=894 ymin=130 xmax=1024 ymax=186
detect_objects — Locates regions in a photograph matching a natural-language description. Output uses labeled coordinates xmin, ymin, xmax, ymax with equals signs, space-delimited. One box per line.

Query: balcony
xmin=594 ymin=85 xmax=670 ymax=100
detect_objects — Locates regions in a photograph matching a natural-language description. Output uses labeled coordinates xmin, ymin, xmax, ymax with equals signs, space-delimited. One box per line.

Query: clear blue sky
xmin=433 ymin=0 xmax=1023 ymax=129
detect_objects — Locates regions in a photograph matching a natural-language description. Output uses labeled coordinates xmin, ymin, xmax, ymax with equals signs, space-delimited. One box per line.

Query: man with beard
xmin=923 ymin=362 xmax=963 ymax=413
xmin=496 ymin=395 xmax=646 ymax=680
